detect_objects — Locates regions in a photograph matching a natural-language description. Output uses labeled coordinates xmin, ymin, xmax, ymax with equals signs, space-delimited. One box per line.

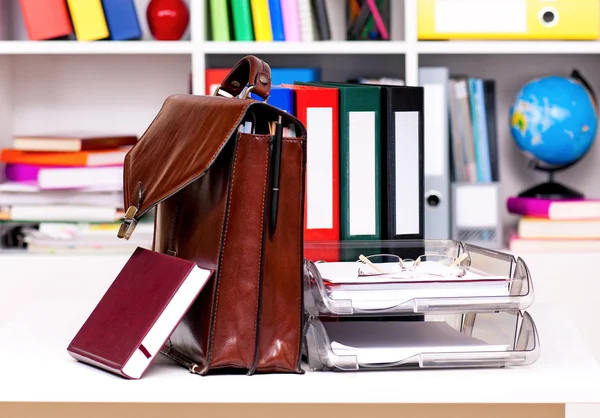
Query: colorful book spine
xmin=66 ymin=0 xmax=110 ymax=41
xmin=280 ymin=0 xmax=301 ymax=41
xmin=268 ymin=0 xmax=286 ymax=41
xmin=210 ymin=0 xmax=231 ymax=41
xmin=100 ymin=0 xmax=142 ymax=40
xmin=231 ymin=0 xmax=254 ymax=40
xmin=250 ymin=0 xmax=274 ymax=41
xmin=19 ymin=0 xmax=73 ymax=40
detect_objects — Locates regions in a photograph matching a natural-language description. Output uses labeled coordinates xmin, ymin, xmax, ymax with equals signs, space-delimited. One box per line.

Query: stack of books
xmin=507 ymin=196 xmax=600 ymax=252
xmin=19 ymin=0 xmax=142 ymax=41
xmin=208 ymin=0 xmax=391 ymax=42
xmin=0 ymin=133 xmax=153 ymax=253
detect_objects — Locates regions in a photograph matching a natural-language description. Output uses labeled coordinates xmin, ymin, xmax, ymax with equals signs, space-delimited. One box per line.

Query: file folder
xmin=299 ymin=82 xmax=382 ymax=242
xmin=284 ymin=84 xmax=340 ymax=260
xmin=418 ymin=0 xmax=600 ymax=40
xmin=66 ymin=0 xmax=109 ymax=41
xmin=376 ymin=84 xmax=424 ymax=240
xmin=419 ymin=67 xmax=451 ymax=240
xmin=101 ymin=0 xmax=142 ymax=40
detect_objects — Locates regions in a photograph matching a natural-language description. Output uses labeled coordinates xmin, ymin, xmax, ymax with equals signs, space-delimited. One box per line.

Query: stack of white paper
xmin=323 ymin=320 xmax=509 ymax=365
xmin=314 ymin=261 xmax=511 ymax=310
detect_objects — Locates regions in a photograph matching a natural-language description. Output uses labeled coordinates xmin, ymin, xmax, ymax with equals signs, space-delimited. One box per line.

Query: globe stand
xmin=518 ymin=159 xmax=584 ymax=200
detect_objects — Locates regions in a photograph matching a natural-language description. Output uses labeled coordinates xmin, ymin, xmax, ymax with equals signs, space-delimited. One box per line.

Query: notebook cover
xmin=0 ymin=149 xmax=128 ymax=167
xmin=231 ymin=0 xmax=254 ymax=40
xmin=13 ymin=134 xmax=137 ymax=152
xmin=66 ymin=0 xmax=110 ymax=41
xmin=67 ymin=247 xmax=214 ymax=379
xmin=100 ymin=0 xmax=142 ymax=40
xmin=19 ymin=0 xmax=73 ymax=40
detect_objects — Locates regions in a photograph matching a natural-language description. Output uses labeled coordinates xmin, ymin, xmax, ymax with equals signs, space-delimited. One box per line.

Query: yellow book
xmin=418 ymin=0 xmax=599 ymax=40
xmin=250 ymin=0 xmax=273 ymax=41
xmin=66 ymin=0 xmax=109 ymax=41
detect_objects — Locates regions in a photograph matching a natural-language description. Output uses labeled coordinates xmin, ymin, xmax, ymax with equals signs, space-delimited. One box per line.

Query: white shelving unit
xmin=1 ymin=0 xmax=600 ymax=228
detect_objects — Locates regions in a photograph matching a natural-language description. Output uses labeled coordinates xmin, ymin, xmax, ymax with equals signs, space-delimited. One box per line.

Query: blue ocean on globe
xmin=509 ymin=75 xmax=598 ymax=166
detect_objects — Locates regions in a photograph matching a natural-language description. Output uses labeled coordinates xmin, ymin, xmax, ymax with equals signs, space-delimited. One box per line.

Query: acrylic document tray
xmin=303 ymin=240 xmax=534 ymax=316
xmin=304 ymin=310 xmax=540 ymax=371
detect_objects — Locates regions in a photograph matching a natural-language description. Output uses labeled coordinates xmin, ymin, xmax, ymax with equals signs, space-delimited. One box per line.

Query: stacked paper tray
xmin=304 ymin=310 xmax=540 ymax=371
xmin=303 ymin=240 xmax=534 ymax=316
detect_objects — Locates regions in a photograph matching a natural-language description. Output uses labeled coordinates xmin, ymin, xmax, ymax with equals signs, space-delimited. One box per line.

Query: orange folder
xmin=0 ymin=148 xmax=130 ymax=167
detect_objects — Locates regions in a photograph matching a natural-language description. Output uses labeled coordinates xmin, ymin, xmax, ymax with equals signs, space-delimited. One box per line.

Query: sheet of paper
xmin=315 ymin=260 xmax=509 ymax=284
xmin=324 ymin=320 xmax=510 ymax=364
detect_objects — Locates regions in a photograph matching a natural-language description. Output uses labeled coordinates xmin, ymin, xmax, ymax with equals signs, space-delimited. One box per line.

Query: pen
xmin=269 ymin=115 xmax=283 ymax=236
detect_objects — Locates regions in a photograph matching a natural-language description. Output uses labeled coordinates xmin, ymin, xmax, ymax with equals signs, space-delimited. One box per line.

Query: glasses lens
xmin=364 ymin=255 xmax=402 ymax=274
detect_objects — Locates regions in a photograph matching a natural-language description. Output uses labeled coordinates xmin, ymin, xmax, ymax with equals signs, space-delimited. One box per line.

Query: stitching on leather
xmin=251 ymin=135 xmax=270 ymax=371
xmin=209 ymin=136 xmax=242 ymax=363
xmin=127 ymin=103 xmax=250 ymax=215
xmin=294 ymin=138 xmax=304 ymax=370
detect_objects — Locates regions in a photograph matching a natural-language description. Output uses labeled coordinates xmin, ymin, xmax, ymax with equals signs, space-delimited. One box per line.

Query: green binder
xmin=297 ymin=81 xmax=382 ymax=242
xmin=230 ymin=0 xmax=254 ymax=41
xmin=210 ymin=0 xmax=231 ymax=41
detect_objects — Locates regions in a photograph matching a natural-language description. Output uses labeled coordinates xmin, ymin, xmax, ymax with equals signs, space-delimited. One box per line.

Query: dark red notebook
xmin=67 ymin=247 xmax=213 ymax=379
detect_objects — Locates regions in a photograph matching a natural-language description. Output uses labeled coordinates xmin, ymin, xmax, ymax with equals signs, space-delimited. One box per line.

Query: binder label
xmin=307 ymin=107 xmax=334 ymax=229
xmin=434 ymin=0 xmax=527 ymax=34
xmin=395 ymin=111 xmax=421 ymax=235
xmin=348 ymin=111 xmax=376 ymax=236
xmin=423 ymin=83 xmax=445 ymax=177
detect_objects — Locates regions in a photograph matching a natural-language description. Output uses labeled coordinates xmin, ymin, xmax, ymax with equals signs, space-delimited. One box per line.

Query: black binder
xmin=374 ymin=84 xmax=425 ymax=242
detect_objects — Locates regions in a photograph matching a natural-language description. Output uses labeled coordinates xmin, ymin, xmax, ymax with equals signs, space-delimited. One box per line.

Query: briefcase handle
xmin=214 ymin=55 xmax=272 ymax=100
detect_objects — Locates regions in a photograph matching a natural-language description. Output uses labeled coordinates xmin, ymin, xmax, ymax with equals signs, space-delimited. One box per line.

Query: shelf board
xmin=0 ymin=41 xmax=193 ymax=55
xmin=417 ymin=40 xmax=600 ymax=54
xmin=203 ymin=41 xmax=409 ymax=54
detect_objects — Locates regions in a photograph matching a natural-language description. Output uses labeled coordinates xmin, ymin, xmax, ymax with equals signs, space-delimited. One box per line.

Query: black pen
xmin=269 ymin=115 xmax=283 ymax=236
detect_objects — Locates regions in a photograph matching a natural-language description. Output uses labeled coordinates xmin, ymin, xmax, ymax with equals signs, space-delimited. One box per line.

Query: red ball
xmin=147 ymin=0 xmax=190 ymax=41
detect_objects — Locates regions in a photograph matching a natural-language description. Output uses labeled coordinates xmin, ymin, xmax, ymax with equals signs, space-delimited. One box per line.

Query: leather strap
xmin=218 ymin=55 xmax=272 ymax=100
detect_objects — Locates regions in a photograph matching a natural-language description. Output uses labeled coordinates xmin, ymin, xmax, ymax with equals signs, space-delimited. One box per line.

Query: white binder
xmin=419 ymin=67 xmax=451 ymax=239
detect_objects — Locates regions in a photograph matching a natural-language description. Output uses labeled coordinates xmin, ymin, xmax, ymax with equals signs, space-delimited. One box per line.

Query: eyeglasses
xmin=356 ymin=253 xmax=468 ymax=279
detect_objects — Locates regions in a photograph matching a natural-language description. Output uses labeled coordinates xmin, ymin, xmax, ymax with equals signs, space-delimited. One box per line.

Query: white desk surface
xmin=1 ymin=253 xmax=599 ymax=405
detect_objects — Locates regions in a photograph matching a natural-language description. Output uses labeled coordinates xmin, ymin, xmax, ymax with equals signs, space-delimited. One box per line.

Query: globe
xmin=509 ymin=75 xmax=598 ymax=167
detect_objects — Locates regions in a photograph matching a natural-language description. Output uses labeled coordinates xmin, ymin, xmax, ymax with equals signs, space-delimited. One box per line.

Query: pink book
xmin=506 ymin=196 xmax=600 ymax=220
xmin=5 ymin=163 xmax=123 ymax=190
xmin=280 ymin=0 xmax=301 ymax=41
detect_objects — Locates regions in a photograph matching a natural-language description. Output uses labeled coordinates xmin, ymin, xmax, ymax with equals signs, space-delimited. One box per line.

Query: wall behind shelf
xmin=4 ymin=54 xmax=191 ymax=144
xmin=420 ymin=53 xmax=600 ymax=227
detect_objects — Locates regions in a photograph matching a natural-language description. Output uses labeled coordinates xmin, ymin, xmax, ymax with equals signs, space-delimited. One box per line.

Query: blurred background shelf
xmin=0 ymin=40 xmax=194 ymax=55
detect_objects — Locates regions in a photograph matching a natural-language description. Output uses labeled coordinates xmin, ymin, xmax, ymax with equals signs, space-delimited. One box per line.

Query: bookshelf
xmin=2 ymin=0 xmax=600 ymax=244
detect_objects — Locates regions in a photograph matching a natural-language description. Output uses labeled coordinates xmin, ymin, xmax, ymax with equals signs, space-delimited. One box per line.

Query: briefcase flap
xmin=119 ymin=93 xmax=303 ymax=239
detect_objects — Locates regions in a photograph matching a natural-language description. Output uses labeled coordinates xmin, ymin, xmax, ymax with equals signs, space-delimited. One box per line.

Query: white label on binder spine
xmin=422 ymin=84 xmax=445 ymax=177
xmin=435 ymin=0 xmax=527 ymax=34
xmin=395 ymin=111 xmax=420 ymax=236
xmin=307 ymin=107 xmax=333 ymax=229
xmin=349 ymin=111 xmax=376 ymax=236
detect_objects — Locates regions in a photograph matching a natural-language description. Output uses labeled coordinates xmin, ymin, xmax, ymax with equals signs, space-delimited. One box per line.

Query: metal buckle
xmin=240 ymin=85 xmax=255 ymax=99
xmin=117 ymin=206 xmax=138 ymax=240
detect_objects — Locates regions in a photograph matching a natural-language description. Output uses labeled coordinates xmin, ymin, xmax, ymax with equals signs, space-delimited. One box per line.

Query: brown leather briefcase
xmin=117 ymin=55 xmax=306 ymax=375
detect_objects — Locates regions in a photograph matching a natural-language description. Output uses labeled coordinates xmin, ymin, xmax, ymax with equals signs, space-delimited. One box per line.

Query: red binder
xmin=19 ymin=0 xmax=73 ymax=40
xmin=287 ymin=85 xmax=340 ymax=261
xmin=205 ymin=68 xmax=231 ymax=95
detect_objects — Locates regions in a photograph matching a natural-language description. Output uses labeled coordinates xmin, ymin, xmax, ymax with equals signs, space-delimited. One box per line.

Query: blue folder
xmin=101 ymin=0 xmax=142 ymax=40
xmin=268 ymin=0 xmax=286 ymax=41
xmin=271 ymin=68 xmax=320 ymax=85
